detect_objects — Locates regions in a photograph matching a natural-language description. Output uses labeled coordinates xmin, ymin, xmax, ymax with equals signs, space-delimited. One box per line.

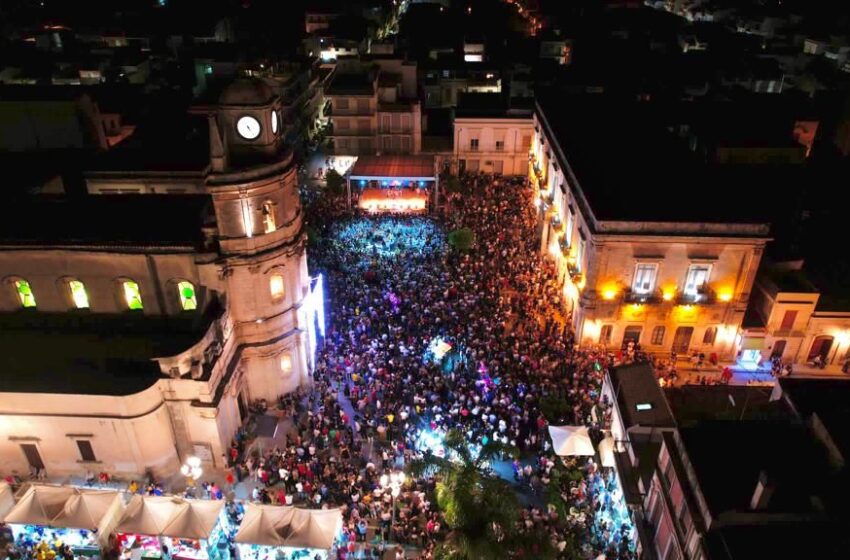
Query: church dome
xmin=218 ymin=77 xmax=276 ymax=106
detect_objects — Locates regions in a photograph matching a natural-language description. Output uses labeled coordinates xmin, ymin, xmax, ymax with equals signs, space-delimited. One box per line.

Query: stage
xmin=358 ymin=188 xmax=428 ymax=213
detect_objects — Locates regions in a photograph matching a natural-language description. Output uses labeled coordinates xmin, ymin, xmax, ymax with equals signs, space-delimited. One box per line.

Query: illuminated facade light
xmin=602 ymin=289 xmax=617 ymax=301
xmin=280 ymin=353 xmax=292 ymax=373
xmin=270 ymin=274 xmax=285 ymax=300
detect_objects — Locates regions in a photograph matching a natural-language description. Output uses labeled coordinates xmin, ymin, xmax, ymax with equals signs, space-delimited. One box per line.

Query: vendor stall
xmin=233 ymin=504 xmax=342 ymax=560
xmin=4 ymin=485 xmax=124 ymax=559
xmin=115 ymin=496 xmax=230 ymax=560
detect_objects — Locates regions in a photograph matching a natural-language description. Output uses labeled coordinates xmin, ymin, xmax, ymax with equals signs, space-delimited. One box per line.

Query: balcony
xmin=677 ymin=287 xmax=716 ymax=305
xmin=623 ymin=288 xmax=664 ymax=304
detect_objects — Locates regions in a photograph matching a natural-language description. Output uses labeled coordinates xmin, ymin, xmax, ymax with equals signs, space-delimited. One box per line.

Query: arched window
xmin=262 ymin=201 xmax=277 ymax=234
xmin=703 ymin=326 xmax=717 ymax=345
xmin=14 ymin=279 xmax=36 ymax=308
xmin=68 ymin=280 xmax=90 ymax=309
xmin=122 ymin=280 xmax=144 ymax=310
xmin=270 ymin=274 xmax=285 ymax=300
xmin=177 ymin=281 xmax=197 ymax=311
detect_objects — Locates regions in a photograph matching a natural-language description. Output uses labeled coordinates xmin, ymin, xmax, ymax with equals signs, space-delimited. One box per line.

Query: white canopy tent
xmin=598 ymin=436 xmax=616 ymax=468
xmin=0 ymin=481 xmax=16 ymax=521
xmin=4 ymin=485 xmax=123 ymax=545
xmin=548 ymin=425 xmax=595 ymax=457
xmin=234 ymin=504 xmax=342 ymax=550
xmin=116 ymin=496 xmax=225 ymax=540
xmin=116 ymin=495 xmax=182 ymax=536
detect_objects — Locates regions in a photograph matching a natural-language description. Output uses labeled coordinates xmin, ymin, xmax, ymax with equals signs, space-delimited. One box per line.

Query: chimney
xmin=750 ymin=470 xmax=775 ymax=510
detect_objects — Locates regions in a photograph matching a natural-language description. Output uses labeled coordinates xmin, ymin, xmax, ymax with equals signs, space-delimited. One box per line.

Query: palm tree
xmin=410 ymin=430 xmax=554 ymax=560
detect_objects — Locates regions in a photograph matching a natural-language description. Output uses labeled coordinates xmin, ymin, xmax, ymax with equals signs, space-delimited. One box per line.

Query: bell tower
xmin=216 ymin=77 xmax=283 ymax=161
xmin=205 ymin=77 xmax=313 ymax=408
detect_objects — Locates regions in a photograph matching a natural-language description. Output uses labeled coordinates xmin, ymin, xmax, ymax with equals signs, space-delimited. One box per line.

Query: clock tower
xmin=204 ymin=77 xmax=314 ymax=407
xmin=215 ymin=77 xmax=283 ymax=162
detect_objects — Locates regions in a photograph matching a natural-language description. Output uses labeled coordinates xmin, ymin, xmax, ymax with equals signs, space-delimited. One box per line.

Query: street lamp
xmin=379 ymin=471 xmax=406 ymax=541
xmin=180 ymin=456 xmax=203 ymax=486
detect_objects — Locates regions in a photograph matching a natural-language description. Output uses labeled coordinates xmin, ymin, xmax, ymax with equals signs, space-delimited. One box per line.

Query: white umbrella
xmin=548 ymin=425 xmax=594 ymax=457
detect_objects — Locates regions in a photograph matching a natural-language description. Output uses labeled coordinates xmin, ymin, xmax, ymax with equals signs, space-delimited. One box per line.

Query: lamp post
xmin=180 ymin=456 xmax=203 ymax=488
xmin=379 ymin=471 xmax=406 ymax=542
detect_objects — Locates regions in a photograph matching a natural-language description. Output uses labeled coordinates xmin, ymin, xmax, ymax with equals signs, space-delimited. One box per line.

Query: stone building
xmin=452 ymin=93 xmax=533 ymax=176
xmin=0 ymin=78 xmax=322 ymax=479
xmin=532 ymin=95 xmax=771 ymax=360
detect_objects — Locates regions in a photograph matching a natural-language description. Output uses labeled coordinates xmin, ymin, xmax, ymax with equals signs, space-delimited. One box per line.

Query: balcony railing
xmin=677 ymin=287 xmax=716 ymax=305
xmin=623 ymin=288 xmax=664 ymax=304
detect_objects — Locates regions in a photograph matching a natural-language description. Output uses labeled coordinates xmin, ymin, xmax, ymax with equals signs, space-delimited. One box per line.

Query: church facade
xmin=0 ymin=78 xmax=322 ymax=479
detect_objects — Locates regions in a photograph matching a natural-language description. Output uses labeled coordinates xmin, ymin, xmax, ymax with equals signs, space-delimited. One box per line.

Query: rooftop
xmin=607 ymin=363 xmax=676 ymax=429
xmin=535 ymin=93 xmax=797 ymax=227
xmin=0 ymin=305 xmax=220 ymax=396
xmin=326 ymin=71 xmax=375 ymax=96
xmin=89 ymin=112 xmax=210 ymax=174
xmin=349 ymin=155 xmax=435 ymax=180
xmin=665 ymin=385 xmax=789 ymax=426
xmin=679 ymin=421 xmax=833 ymax=516
xmin=0 ymin=195 xmax=212 ymax=249
xmin=704 ymin=522 xmax=850 ymax=560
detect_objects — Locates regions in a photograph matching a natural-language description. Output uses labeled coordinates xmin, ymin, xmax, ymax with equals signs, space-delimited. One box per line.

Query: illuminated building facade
xmin=743 ymin=264 xmax=850 ymax=369
xmin=0 ymin=78 xmax=322 ymax=479
xmin=531 ymin=96 xmax=770 ymax=360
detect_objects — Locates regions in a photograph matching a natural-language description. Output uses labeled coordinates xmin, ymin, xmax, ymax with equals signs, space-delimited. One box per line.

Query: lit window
xmin=123 ymin=281 xmax=143 ymax=310
xmin=684 ymin=265 xmax=711 ymax=296
xmin=177 ymin=281 xmax=197 ymax=311
xmin=632 ymin=264 xmax=658 ymax=294
xmin=262 ymin=201 xmax=277 ymax=234
xmin=14 ymin=279 xmax=36 ymax=308
xmin=69 ymin=280 xmax=89 ymax=309
xmin=280 ymin=353 xmax=292 ymax=373
xmin=270 ymin=274 xmax=285 ymax=300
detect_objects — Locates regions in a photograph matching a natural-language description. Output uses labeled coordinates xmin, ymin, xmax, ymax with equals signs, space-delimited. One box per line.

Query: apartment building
xmin=325 ymin=59 xmax=422 ymax=156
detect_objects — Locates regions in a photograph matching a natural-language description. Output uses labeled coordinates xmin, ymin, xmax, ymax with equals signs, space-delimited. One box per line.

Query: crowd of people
xmin=216 ymin=172 xmax=637 ymax=559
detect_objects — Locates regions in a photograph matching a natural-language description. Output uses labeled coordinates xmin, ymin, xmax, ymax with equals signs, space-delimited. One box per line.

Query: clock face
xmin=236 ymin=115 xmax=261 ymax=140
xmin=271 ymin=110 xmax=279 ymax=134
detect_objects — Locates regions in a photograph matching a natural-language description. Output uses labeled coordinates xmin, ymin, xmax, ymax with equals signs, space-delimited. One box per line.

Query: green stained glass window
xmin=15 ymin=279 xmax=36 ymax=308
xmin=123 ymin=281 xmax=143 ymax=310
xmin=178 ymin=281 xmax=197 ymax=311
xmin=69 ymin=280 xmax=89 ymax=309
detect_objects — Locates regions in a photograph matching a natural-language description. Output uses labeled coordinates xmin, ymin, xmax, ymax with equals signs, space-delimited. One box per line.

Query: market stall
xmin=4 ymin=485 xmax=124 ymax=559
xmin=233 ymin=504 xmax=342 ymax=560
xmin=115 ymin=496 xmax=230 ymax=560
